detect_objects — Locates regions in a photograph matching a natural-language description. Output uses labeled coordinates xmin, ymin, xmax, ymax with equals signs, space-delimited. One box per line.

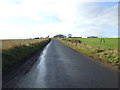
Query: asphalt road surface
xmin=3 ymin=39 xmax=118 ymax=88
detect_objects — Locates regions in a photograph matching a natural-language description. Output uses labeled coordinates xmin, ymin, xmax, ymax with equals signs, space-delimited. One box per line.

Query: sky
xmin=0 ymin=0 xmax=119 ymax=39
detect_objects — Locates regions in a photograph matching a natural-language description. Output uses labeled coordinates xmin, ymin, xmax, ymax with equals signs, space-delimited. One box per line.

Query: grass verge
xmin=2 ymin=39 xmax=51 ymax=75
xmin=57 ymin=38 xmax=120 ymax=71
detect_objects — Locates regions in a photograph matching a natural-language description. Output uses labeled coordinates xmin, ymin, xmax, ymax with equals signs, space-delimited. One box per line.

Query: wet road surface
xmin=3 ymin=39 xmax=118 ymax=88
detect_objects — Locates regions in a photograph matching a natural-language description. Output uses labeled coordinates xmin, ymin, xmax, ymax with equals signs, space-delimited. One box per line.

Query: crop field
xmin=58 ymin=38 xmax=120 ymax=70
xmin=1 ymin=38 xmax=48 ymax=50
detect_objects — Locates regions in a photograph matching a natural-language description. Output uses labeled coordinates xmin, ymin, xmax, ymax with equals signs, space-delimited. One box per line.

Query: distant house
xmin=68 ymin=34 xmax=72 ymax=38
xmin=34 ymin=37 xmax=40 ymax=39
xmin=87 ymin=36 xmax=98 ymax=38
xmin=73 ymin=37 xmax=82 ymax=38
xmin=54 ymin=34 xmax=66 ymax=38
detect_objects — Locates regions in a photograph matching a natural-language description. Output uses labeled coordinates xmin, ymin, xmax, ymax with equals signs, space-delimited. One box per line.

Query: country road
xmin=3 ymin=39 xmax=118 ymax=88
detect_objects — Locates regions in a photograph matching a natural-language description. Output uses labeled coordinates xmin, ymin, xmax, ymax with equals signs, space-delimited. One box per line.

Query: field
xmin=1 ymin=38 xmax=48 ymax=50
xmin=73 ymin=38 xmax=118 ymax=49
xmin=2 ymin=38 xmax=51 ymax=75
xmin=58 ymin=38 xmax=119 ymax=71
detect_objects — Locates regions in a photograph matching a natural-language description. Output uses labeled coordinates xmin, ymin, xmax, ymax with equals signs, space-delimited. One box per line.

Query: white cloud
xmin=0 ymin=22 xmax=32 ymax=38
xmin=0 ymin=0 xmax=118 ymax=38
xmin=71 ymin=2 xmax=118 ymax=37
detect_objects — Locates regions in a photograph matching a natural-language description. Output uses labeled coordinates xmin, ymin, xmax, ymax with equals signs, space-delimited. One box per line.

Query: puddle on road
xmin=17 ymin=42 xmax=52 ymax=88
xmin=34 ymin=41 xmax=52 ymax=87
xmin=37 ymin=41 xmax=51 ymax=69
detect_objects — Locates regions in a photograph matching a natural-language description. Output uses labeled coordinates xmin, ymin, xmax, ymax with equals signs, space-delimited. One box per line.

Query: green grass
xmin=70 ymin=38 xmax=118 ymax=49
xmin=58 ymin=38 xmax=119 ymax=70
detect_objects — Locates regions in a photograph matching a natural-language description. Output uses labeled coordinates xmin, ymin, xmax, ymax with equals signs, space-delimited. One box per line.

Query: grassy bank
xmin=57 ymin=38 xmax=119 ymax=71
xmin=2 ymin=39 xmax=51 ymax=75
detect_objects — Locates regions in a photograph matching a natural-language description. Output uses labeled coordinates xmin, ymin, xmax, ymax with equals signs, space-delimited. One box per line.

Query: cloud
xmin=0 ymin=22 xmax=32 ymax=38
xmin=72 ymin=2 xmax=118 ymax=37
xmin=0 ymin=0 xmax=118 ymax=38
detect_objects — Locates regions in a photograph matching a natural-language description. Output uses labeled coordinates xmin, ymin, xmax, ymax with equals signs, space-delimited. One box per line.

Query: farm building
xmin=68 ymin=34 xmax=72 ymax=38
xmin=73 ymin=37 xmax=82 ymax=38
xmin=87 ymin=36 xmax=98 ymax=38
xmin=54 ymin=34 xmax=66 ymax=38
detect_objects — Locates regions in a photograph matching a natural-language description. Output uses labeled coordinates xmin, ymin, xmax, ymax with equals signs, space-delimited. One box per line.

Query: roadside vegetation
xmin=2 ymin=38 xmax=51 ymax=75
xmin=57 ymin=38 xmax=119 ymax=71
